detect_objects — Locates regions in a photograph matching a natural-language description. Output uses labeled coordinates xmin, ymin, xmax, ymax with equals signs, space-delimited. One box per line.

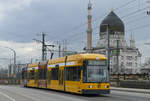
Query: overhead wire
xmin=50 ymin=0 xmax=150 ymax=53
xmin=33 ymin=0 xmax=150 ymax=58
xmin=125 ymin=14 xmax=149 ymax=25
xmin=61 ymin=0 xmax=138 ymax=40
xmin=63 ymin=0 xmax=143 ymax=42
xmin=121 ymin=6 xmax=150 ymax=19
xmin=73 ymin=5 xmax=149 ymax=40
xmin=114 ymin=0 xmax=138 ymax=11
xmin=126 ymin=23 xmax=150 ymax=32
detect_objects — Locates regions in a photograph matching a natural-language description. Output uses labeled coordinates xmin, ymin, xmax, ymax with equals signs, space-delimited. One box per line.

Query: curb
xmin=111 ymin=88 xmax=150 ymax=94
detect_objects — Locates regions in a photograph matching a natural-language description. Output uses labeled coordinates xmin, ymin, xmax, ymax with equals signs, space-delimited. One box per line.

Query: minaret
xmin=130 ymin=33 xmax=136 ymax=48
xmin=87 ymin=0 xmax=92 ymax=51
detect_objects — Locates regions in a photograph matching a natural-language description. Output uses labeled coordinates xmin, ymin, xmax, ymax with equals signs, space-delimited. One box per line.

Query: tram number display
xmin=88 ymin=60 xmax=106 ymax=65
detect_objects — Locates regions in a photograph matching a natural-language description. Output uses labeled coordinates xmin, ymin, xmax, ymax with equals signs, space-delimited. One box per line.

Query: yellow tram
xmin=21 ymin=53 xmax=110 ymax=94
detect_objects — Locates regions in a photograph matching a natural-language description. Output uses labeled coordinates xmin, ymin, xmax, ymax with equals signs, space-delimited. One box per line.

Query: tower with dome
xmin=92 ymin=10 xmax=142 ymax=74
xmin=84 ymin=1 xmax=141 ymax=74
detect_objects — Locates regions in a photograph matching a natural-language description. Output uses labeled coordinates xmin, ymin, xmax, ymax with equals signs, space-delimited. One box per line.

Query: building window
xmin=121 ymin=56 xmax=124 ymax=60
xmin=121 ymin=62 xmax=124 ymax=66
xmin=135 ymin=63 xmax=138 ymax=67
xmin=135 ymin=56 xmax=137 ymax=61
xmin=114 ymin=57 xmax=116 ymax=63
xmin=126 ymin=56 xmax=133 ymax=60
xmin=126 ymin=62 xmax=132 ymax=67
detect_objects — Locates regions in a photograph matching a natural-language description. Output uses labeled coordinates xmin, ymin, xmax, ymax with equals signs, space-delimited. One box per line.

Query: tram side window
xmin=38 ymin=69 xmax=42 ymax=79
xmin=66 ymin=67 xmax=81 ymax=81
xmin=83 ymin=66 xmax=87 ymax=82
xmin=48 ymin=71 xmax=51 ymax=83
xmin=27 ymin=71 xmax=30 ymax=80
xmin=43 ymin=68 xmax=47 ymax=79
xmin=35 ymin=71 xmax=38 ymax=81
xmin=38 ymin=68 xmax=47 ymax=80
xmin=22 ymin=72 xmax=24 ymax=79
xmin=22 ymin=71 xmax=27 ymax=79
xmin=30 ymin=70 xmax=34 ymax=80
xmin=51 ymin=68 xmax=58 ymax=80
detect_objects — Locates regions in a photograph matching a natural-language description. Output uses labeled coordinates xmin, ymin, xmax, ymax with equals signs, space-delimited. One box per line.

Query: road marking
xmin=12 ymin=87 xmax=86 ymax=101
xmin=0 ymin=91 xmax=16 ymax=101
xmin=0 ymin=87 xmax=37 ymax=101
xmin=0 ymin=86 xmax=86 ymax=101
xmin=35 ymin=91 xmax=87 ymax=101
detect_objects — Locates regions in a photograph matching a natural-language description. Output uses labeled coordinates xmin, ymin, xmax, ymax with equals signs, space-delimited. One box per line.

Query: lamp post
xmin=33 ymin=38 xmax=55 ymax=61
xmin=144 ymin=43 xmax=150 ymax=79
xmin=146 ymin=1 xmax=150 ymax=15
xmin=101 ymin=24 xmax=110 ymax=82
xmin=0 ymin=46 xmax=16 ymax=66
xmin=0 ymin=46 xmax=16 ymax=84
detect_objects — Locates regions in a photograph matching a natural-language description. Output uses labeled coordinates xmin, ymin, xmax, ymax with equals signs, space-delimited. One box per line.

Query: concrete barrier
xmin=119 ymin=80 xmax=150 ymax=89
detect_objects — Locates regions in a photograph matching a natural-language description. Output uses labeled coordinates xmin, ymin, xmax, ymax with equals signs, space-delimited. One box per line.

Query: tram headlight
xmin=105 ymin=85 xmax=109 ymax=88
xmin=98 ymin=85 xmax=101 ymax=88
xmin=88 ymin=85 xmax=93 ymax=88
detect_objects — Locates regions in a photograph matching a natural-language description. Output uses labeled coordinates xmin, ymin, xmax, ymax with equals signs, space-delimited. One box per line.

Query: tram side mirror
xmin=83 ymin=61 xmax=87 ymax=70
xmin=83 ymin=61 xmax=87 ymax=66
xmin=55 ymin=65 xmax=59 ymax=69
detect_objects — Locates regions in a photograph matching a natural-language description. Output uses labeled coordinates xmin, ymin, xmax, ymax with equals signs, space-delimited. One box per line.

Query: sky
xmin=0 ymin=0 xmax=150 ymax=68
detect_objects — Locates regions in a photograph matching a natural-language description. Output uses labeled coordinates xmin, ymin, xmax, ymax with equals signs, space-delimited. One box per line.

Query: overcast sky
xmin=0 ymin=0 xmax=150 ymax=68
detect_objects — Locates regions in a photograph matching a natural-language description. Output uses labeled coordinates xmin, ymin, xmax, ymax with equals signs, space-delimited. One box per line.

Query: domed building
xmin=93 ymin=11 xmax=141 ymax=74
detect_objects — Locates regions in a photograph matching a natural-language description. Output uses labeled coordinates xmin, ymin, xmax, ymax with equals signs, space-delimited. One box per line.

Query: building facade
xmin=93 ymin=11 xmax=141 ymax=74
xmin=8 ymin=64 xmax=26 ymax=77
xmin=140 ymin=58 xmax=150 ymax=74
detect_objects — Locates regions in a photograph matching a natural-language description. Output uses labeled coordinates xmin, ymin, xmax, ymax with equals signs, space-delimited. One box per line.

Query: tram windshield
xmin=83 ymin=60 xmax=109 ymax=83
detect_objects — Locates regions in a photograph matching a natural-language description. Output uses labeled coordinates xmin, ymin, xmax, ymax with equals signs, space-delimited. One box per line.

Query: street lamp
xmin=101 ymin=24 xmax=110 ymax=82
xmin=33 ymin=38 xmax=55 ymax=61
xmin=0 ymin=46 xmax=16 ymax=66
xmin=146 ymin=1 xmax=150 ymax=15
xmin=0 ymin=46 xmax=16 ymax=79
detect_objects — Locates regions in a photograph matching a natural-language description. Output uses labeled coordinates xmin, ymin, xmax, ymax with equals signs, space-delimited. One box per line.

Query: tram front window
xmin=83 ymin=60 xmax=109 ymax=83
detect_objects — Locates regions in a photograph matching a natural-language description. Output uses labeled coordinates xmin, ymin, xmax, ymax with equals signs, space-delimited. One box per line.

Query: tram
xmin=21 ymin=53 xmax=110 ymax=94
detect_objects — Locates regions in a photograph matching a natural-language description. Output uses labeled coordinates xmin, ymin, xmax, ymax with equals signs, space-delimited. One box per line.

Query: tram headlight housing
xmin=98 ymin=85 xmax=101 ymax=88
xmin=105 ymin=85 xmax=109 ymax=88
xmin=88 ymin=85 xmax=93 ymax=88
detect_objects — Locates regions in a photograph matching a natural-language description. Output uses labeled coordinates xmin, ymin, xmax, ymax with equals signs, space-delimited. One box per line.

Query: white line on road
xmin=0 ymin=87 xmax=38 ymax=101
xmin=0 ymin=91 xmax=16 ymax=101
xmin=0 ymin=86 xmax=86 ymax=101
xmin=34 ymin=91 xmax=87 ymax=101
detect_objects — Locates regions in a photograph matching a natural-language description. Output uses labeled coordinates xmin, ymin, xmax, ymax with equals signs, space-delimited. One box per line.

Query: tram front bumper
xmin=82 ymin=89 xmax=110 ymax=95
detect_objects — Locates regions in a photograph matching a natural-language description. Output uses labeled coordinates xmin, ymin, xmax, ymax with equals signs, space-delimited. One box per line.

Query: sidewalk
xmin=111 ymin=87 xmax=150 ymax=94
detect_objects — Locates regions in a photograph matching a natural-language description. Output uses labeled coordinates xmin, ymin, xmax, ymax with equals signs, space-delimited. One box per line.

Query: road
xmin=0 ymin=85 xmax=149 ymax=101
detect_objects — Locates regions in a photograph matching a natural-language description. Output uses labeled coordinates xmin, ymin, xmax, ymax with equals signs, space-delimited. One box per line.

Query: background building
xmin=92 ymin=10 xmax=141 ymax=74
xmin=140 ymin=58 xmax=150 ymax=74
xmin=8 ymin=64 xmax=26 ymax=78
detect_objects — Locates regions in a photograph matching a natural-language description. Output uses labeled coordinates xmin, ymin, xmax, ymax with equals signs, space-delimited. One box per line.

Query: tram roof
xmin=28 ymin=62 xmax=39 ymax=68
xmin=48 ymin=53 xmax=106 ymax=64
xmin=27 ymin=54 xmax=106 ymax=68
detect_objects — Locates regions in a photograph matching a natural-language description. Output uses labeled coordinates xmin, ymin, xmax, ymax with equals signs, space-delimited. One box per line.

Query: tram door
xmin=35 ymin=70 xmax=38 ymax=86
xmin=22 ymin=67 xmax=27 ymax=87
xmin=59 ymin=69 xmax=64 ymax=89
